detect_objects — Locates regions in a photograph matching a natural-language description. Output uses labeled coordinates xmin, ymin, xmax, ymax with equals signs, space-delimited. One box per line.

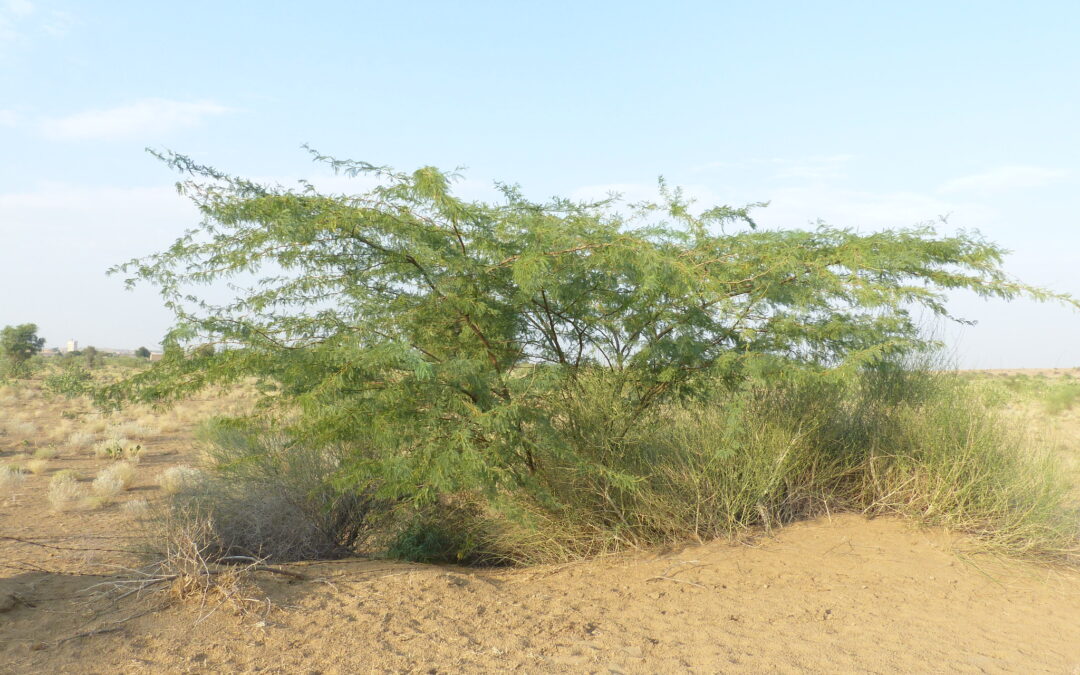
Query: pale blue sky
xmin=2 ymin=1 xmax=1078 ymax=366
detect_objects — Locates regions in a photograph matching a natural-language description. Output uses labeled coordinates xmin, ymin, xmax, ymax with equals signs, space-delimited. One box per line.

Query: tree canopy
xmin=104 ymin=150 xmax=1076 ymax=503
xmin=1 ymin=323 xmax=45 ymax=369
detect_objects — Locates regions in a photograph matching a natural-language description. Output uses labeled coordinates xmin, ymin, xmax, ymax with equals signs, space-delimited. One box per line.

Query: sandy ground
xmin=2 ymin=373 xmax=1080 ymax=674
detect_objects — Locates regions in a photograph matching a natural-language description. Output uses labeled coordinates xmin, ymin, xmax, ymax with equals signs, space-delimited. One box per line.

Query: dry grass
xmin=158 ymin=466 xmax=203 ymax=495
xmin=26 ymin=458 xmax=50 ymax=475
xmin=33 ymin=446 xmax=59 ymax=460
xmin=47 ymin=472 xmax=84 ymax=511
xmin=86 ymin=462 xmax=139 ymax=507
xmin=123 ymin=498 xmax=150 ymax=515
xmin=1 ymin=465 xmax=27 ymax=498
xmin=5 ymin=420 xmax=37 ymax=438
xmin=92 ymin=438 xmax=143 ymax=461
xmin=101 ymin=461 xmax=138 ymax=489
xmin=67 ymin=430 xmax=96 ymax=450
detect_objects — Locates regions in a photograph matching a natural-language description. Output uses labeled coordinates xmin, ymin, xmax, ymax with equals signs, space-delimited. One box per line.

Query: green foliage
xmin=135 ymin=346 xmax=152 ymax=359
xmin=1 ymin=323 xmax=45 ymax=378
xmin=83 ymin=345 xmax=99 ymax=368
xmin=44 ymin=363 xmax=92 ymax=398
xmin=105 ymin=150 xmax=1078 ymax=530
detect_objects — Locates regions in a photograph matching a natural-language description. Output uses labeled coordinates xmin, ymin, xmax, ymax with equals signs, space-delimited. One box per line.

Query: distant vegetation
xmin=0 ymin=323 xmax=45 ymax=378
xmin=82 ymin=150 xmax=1080 ymax=565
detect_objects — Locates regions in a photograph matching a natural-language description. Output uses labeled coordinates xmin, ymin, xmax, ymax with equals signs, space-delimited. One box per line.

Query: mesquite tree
xmin=105 ymin=149 xmax=1075 ymax=503
xmin=1 ymin=323 xmax=45 ymax=376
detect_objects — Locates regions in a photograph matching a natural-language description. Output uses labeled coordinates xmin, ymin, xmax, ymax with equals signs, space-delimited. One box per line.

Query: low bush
xmin=99 ymin=461 xmax=137 ymax=490
xmin=47 ymin=472 xmax=84 ymax=511
xmin=93 ymin=438 xmax=142 ymax=461
xmin=67 ymin=430 xmax=96 ymax=450
xmin=149 ymin=367 xmax=1079 ymax=566
xmin=1 ymin=465 xmax=27 ymax=497
xmin=91 ymin=473 xmax=125 ymax=502
xmin=157 ymin=465 xmax=203 ymax=495
xmin=151 ymin=422 xmax=382 ymax=562
xmin=32 ymin=446 xmax=59 ymax=460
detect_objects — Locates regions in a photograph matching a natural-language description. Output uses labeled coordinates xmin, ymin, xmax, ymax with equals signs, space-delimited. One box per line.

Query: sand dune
xmin=3 ymin=514 xmax=1079 ymax=674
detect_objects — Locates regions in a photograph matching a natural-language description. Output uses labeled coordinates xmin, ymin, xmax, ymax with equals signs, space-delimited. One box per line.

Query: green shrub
xmin=107 ymin=151 xmax=1080 ymax=566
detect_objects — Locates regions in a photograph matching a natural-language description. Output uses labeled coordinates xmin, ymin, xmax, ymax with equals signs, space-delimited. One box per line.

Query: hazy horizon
xmin=3 ymin=1 xmax=1079 ymax=368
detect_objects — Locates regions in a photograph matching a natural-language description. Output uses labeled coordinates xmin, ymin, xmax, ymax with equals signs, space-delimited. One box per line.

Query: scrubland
xmin=1 ymin=363 xmax=1079 ymax=673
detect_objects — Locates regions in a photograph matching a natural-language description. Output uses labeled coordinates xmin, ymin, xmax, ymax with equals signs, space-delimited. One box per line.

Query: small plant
xmin=7 ymin=420 xmax=36 ymax=437
xmin=1 ymin=464 xmax=27 ymax=498
xmin=47 ymin=472 xmax=84 ymax=511
xmin=26 ymin=459 xmax=49 ymax=475
xmin=99 ymin=461 xmax=137 ymax=490
xmin=32 ymin=446 xmax=58 ymax=460
xmin=110 ymin=422 xmax=159 ymax=440
xmin=53 ymin=468 xmax=81 ymax=482
xmin=122 ymin=498 xmax=150 ymax=515
xmin=158 ymin=465 xmax=202 ymax=494
xmin=1044 ymin=383 xmax=1080 ymax=416
xmin=90 ymin=472 xmax=125 ymax=505
xmin=67 ymin=430 xmax=96 ymax=450
xmin=93 ymin=438 xmax=141 ymax=460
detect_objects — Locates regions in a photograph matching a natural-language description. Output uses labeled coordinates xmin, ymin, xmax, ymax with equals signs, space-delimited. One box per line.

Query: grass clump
xmin=32 ymin=446 xmax=59 ymax=460
xmin=1 ymin=465 xmax=27 ymax=498
xmin=1044 ymin=382 xmax=1080 ymax=415
xmin=92 ymin=438 xmax=142 ymax=461
xmin=47 ymin=472 xmax=84 ymax=511
xmin=67 ymin=430 xmax=96 ymax=450
xmin=26 ymin=459 xmax=50 ymax=475
xmin=149 ymin=423 xmax=380 ymax=563
xmin=157 ymin=466 xmax=203 ymax=495
xmin=100 ymin=461 xmax=138 ymax=490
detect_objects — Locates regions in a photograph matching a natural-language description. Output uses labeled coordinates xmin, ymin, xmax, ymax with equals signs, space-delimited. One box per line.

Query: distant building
xmin=65 ymin=339 xmax=78 ymax=353
xmin=40 ymin=347 xmax=60 ymax=357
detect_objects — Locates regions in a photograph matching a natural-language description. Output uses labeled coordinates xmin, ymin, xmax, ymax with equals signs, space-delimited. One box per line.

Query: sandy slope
xmin=3 ymin=515 xmax=1079 ymax=674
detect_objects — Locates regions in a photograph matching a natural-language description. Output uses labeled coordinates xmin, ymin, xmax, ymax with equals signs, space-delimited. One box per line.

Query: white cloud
xmin=770 ymin=154 xmax=855 ymax=181
xmin=0 ymin=0 xmax=35 ymax=44
xmin=755 ymin=185 xmax=995 ymax=232
xmin=40 ymin=98 xmax=233 ymax=141
xmin=690 ymin=154 xmax=856 ymax=182
xmin=5 ymin=0 xmax=33 ymax=18
xmin=0 ymin=109 xmax=17 ymax=126
xmin=42 ymin=8 xmax=72 ymax=37
xmin=939 ymin=165 xmax=1069 ymax=194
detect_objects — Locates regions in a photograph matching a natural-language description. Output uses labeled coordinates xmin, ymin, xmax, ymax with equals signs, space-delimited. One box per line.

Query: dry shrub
xmin=44 ymin=420 xmax=73 ymax=443
xmin=6 ymin=420 xmax=36 ymax=438
xmin=108 ymin=510 xmax=275 ymax=622
xmin=100 ymin=461 xmax=138 ymax=489
xmin=67 ymin=430 xmax=96 ymax=450
xmin=109 ymin=422 xmax=159 ymax=440
xmin=1 ymin=466 xmax=27 ymax=497
xmin=32 ymin=446 xmax=59 ymax=460
xmin=93 ymin=438 xmax=142 ymax=461
xmin=157 ymin=423 xmax=379 ymax=562
xmin=158 ymin=466 xmax=203 ymax=494
xmin=90 ymin=471 xmax=126 ymax=505
xmin=122 ymin=499 xmax=150 ymax=515
xmin=26 ymin=459 xmax=49 ymax=475
xmin=48 ymin=473 xmax=84 ymax=511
